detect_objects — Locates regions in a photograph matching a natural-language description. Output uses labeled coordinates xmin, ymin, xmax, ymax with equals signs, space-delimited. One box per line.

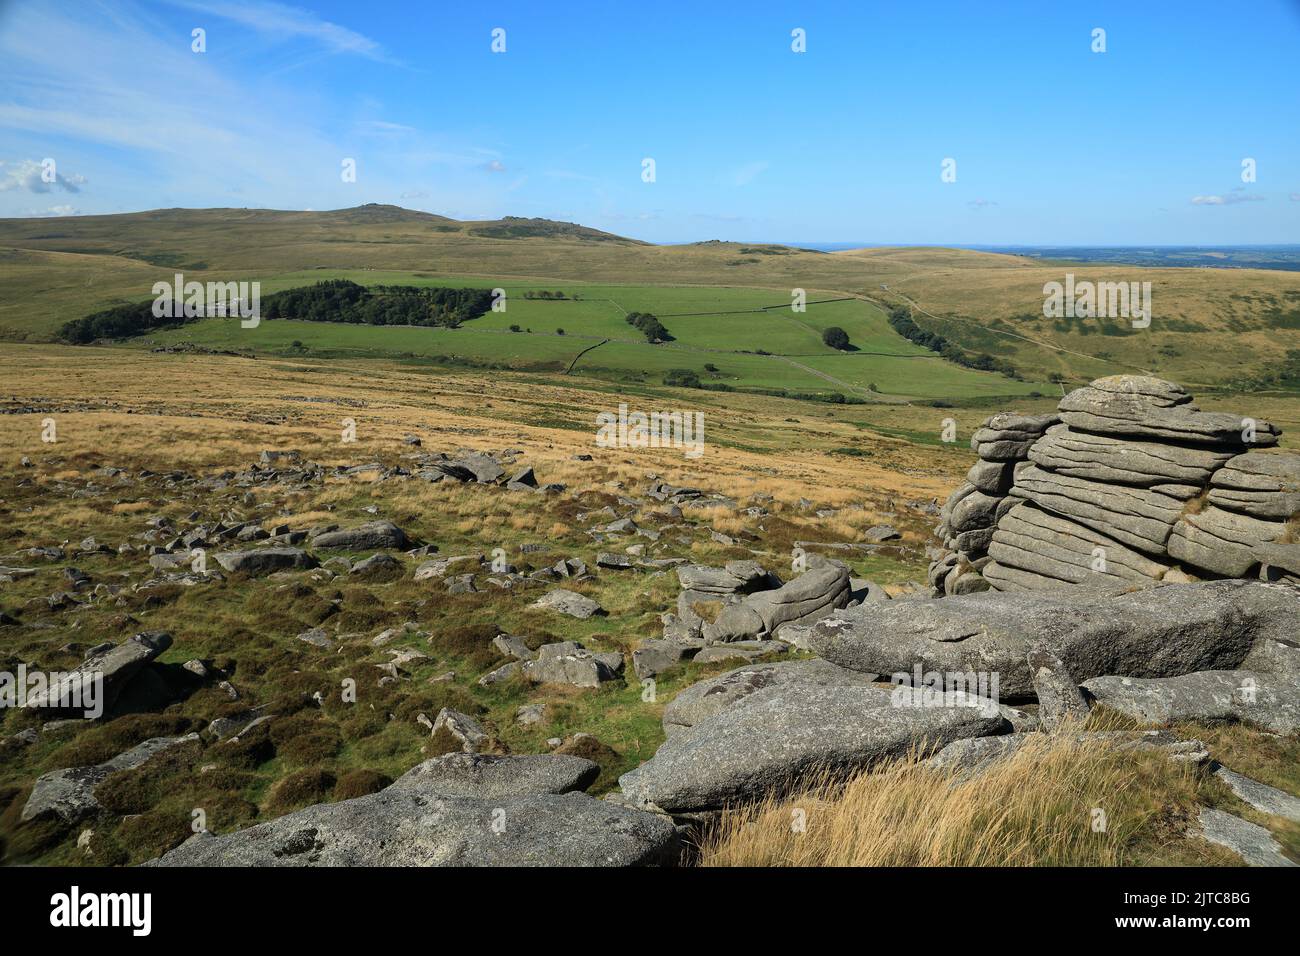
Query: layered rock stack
xmin=930 ymin=376 xmax=1300 ymax=594
xmin=929 ymin=411 xmax=1059 ymax=595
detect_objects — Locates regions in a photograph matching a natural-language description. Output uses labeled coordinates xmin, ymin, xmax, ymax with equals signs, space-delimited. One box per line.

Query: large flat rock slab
xmin=804 ymin=580 xmax=1300 ymax=698
xmin=619 ymin=684 xmax=1004 ymax=813
xmin=310 ymin=520 xmax=410 ymax=551
xmin=1082 ymin=668 xmax=1300 ymax=735
xmin=21 ymin=631 xmax=172 ymax=716
xmin=662 ymin=658 xmax=879 ymax=737
xmin=214 ymin=547 xmax=317 ymax=576
xmin=1057 ymin=376 xmax=1278 ymax=446
xmin=149 ymin=790 xmax=679 ymax=866
xmin=388 ymin=753 xmax=600 ymax=800
xmin=1213 ymin=767 xmax=1300 ymax=823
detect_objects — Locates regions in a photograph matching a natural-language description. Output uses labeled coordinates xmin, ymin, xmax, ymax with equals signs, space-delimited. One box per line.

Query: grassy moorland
xmin=1 ymin=207 xmax=1298 ymax=867
xmin=1 ymin=345 xmax=1298 ymax=866
xmin=2 ymin=206 xmax=1298 ymax=395
xmin=0 ymin=344 xmax=959 ymax=864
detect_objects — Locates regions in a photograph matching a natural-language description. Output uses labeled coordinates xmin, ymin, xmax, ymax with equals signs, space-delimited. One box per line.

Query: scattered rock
xmin=523 ymin=641 xmax=622 ymax=688
xmin=1027 ymin=647 xmax=1089 ymax=731
xmin=214 ymin=547 xmax=317 ymax=576
xmin=22 ymin=631 xmax=173 ymax=716
xmin=349 ymin=552 xmax=402 ymax=579
xmin=22 ymin=734 xmax=200 ymax=824
xmin=311 ymin=520 xmax=410 ymax=551
xmin=532 ymin=589 xmax=604 ymax=619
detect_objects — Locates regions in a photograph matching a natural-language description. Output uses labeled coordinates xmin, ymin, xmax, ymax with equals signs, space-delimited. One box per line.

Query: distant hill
xmin=1 ymin=205 xmax=1297 ymax=391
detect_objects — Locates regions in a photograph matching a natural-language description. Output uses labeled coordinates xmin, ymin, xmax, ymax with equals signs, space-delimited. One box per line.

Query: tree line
xmin=261 ymin=281 xmax=493 ymax=327
xmin=59 ymin=279 xmax=495 ymax=343
xmin=886 ymin=304 xmax=1019 ymax=378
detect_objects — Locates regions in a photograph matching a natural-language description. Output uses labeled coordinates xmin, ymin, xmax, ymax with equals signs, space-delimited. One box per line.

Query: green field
xmin=140 ymin=271 xmax=1051 ymax=401
xmin=3 ymin=206 xmax=1298 ymax=394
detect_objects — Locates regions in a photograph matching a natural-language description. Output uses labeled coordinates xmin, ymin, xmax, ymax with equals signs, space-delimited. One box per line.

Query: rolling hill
xmin=1 ymin=204 xmax=1298 ymax=394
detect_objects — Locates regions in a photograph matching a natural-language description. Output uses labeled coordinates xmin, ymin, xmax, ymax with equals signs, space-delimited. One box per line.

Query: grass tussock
xmin=698 ymin=733 xmax=1203 ymax=867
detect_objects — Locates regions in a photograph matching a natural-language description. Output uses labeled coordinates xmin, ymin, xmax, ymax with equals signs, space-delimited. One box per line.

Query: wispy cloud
xmin=163 ymin=0 xmax=392 ymax=62
xmin=0 ymin=2 xmax=502 ymax=217
xmin=480 ymin=159 xmax=507 ymax=173
xmin=1190 ymin=192 xmax=1265 ymax=205
xmin=358 ymin=119 xmax=416 ymax=134
xmin=968 ymin=198 xmax=997 ymax=208
xmin=729 ymin=161 xmax=769 ymax=187
xmin=21 ymin=204 xmax=80 ymax=217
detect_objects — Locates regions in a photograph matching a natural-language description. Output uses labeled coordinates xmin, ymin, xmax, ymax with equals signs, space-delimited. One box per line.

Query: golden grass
xmin=0 ymin=345 xmax=967 ymax=517
xmin=698 ymin=733 xmax=1204 ymax=867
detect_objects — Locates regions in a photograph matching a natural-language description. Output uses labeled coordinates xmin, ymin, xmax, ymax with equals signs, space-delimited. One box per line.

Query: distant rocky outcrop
xmin=929 ymin=376 xmax=1298 ymax=594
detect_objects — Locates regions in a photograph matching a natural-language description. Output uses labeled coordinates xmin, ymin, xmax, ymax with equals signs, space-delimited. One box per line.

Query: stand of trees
xmin=261 ymin=280 xmax=493 ymax=327
xmin=59 ymin=279 xmax=495 ymax=343
xmin=626 ymin=311 xmax=672 ymax=343
xmin=60 ymin=301 xmax=182 ymax=344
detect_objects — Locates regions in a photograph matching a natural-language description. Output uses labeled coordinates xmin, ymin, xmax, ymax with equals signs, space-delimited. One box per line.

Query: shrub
xmin=663 ymin=368 xmax=701 ymax=388
xmin=47 ymin=715 xmax=195 ymax=769
xmin=822 ymin=326 xmax=850 ymax=350
xmin=266 ymin=768 xmax=337 ymax=815
xmin=114 ymin=809 xmax=193 ymax=864
xmin=333 ymin=769 xmax=392 ymax=801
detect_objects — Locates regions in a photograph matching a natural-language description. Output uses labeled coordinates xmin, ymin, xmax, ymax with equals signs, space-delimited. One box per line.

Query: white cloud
xmin=0 ymin=159 xmax=87 ymax=193
xmin=1190 ymin=193 xmax=1265 ymax=205
xmin=480 ymin=160 xmax=507 ymax=173
xmin=18 ymin=204 xmax=80 ymax=217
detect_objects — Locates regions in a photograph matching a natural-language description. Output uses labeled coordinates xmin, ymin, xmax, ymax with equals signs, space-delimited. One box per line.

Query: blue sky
xmin=1 ymin=0 xmax=1298 ymax=244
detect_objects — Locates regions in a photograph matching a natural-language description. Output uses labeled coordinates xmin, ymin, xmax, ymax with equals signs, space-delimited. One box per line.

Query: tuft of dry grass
xmin=698 ymin=733 xmax=1205 ymax=867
